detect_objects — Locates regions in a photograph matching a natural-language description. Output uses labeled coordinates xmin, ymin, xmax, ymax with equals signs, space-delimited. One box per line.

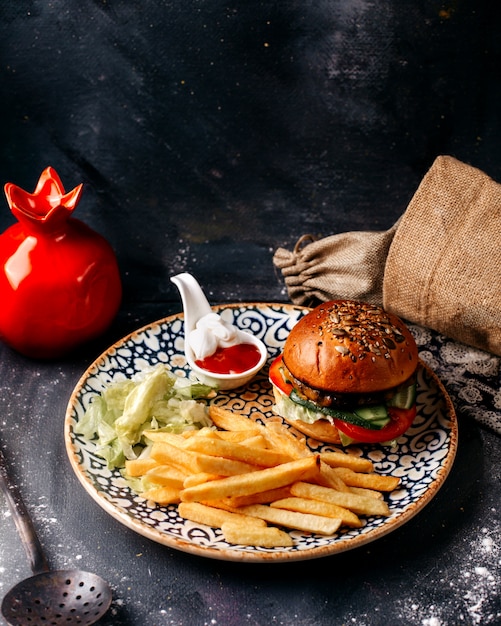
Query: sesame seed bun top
xmin=282 ymin=300 xmax=418 ymax=395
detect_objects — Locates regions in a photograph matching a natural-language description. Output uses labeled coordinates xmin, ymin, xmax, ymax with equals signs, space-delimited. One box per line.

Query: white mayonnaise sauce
xmin=188 ymin=313 xmax=240 ymax=360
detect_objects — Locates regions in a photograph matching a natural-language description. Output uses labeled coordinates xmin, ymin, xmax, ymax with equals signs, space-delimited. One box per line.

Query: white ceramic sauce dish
xmin=171 ymin=272 xmax=268 ymax=390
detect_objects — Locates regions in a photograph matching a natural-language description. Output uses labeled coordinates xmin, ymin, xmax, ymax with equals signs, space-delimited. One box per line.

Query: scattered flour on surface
xmin=390 ymin=524 xmax=500 ymax=625
xmin=422 ymin=618 xmax=443 ymax=626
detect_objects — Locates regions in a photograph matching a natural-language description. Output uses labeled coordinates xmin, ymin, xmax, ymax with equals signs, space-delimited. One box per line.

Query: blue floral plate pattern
xmin=65 ymin=303 xmax=458 ymax=562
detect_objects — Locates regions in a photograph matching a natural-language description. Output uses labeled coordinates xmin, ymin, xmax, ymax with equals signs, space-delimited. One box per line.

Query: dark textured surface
xmin=1 ymin=1 xmax=501 ymax=305
xmin=1 ymin=2 xmax=500 ymax=624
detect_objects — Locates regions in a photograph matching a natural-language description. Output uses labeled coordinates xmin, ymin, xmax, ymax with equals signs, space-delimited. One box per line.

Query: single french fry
xmin=195 ymin=453 xmax=262 ymax=476
xmin=178 ymin=501 xmax=266 ymax=529
xmin=316 ymin=460 xmax=351 ymax=493
xmin=145 ymin=465 xmax=188 ymax=489
xmin=270 ymin=496 xmax=362 ymax=528
xmin=150 ymin=441 xmax=199 ymax=473
xmin=183 ymin=437 xmax=293 ymax=467
xmin=332 ymin=467 xmax=400 ymax=492
xmin=240 ymin=503 xmax=342 ymax=535
xmin=141 ymin=485 xmax=181 ymax=505
xmin=320 ymin=451 xmax=374 ymax=473
xmin=125 ymin=457 xmax=159 ymax=477
xmin=221 ymin=521 xmax=293 ymax=547
xmin=290 ymin=481 xmax=390 ymax=517
xmin=183 ymin=472 xmax=224 ymax=488
xmin=349 ymin=486 xmax=384 ymax=500
xmin=180 ymin=455 xmax=320 ymax=503
xmin=208 ymin=406 xmax=262 ymax=433
xmin=224 ymin=486 xmax=292 ymax=508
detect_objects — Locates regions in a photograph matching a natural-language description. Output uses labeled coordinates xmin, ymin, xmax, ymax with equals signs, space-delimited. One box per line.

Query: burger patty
xmin=282 ymin=362 xmax=415 ymax=410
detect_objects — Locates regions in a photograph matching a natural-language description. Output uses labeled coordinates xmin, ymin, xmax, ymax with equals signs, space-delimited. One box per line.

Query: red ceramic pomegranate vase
xmin=0 ymin=167 xmax=122 ymax=358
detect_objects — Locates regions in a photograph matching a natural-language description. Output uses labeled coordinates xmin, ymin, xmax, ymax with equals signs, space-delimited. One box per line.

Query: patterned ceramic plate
xmin=65 ymin=303 xmax=458 ymax=563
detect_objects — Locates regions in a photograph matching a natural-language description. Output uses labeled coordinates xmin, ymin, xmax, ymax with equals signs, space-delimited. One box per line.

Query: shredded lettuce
xmin=75 ymin=364 xmax=216 ymax=469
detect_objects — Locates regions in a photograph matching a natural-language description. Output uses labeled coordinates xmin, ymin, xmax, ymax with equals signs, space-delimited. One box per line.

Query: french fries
xmin=208 ymin=405 xmax=262 ymax=433
xmin=124 ymin=405 xmax=400 ymax=548
xmin=270 ymin=497 xmax=362 ymax=528
xmin=290 ymin=481 xmax=391 ymax=517
xmin=238 ymin=503 xmax=342 ymax=535
xmin=183 ymin=436 xmax=294 ymax=467
xmin=180 ymin=456 xmax=320 ymax=502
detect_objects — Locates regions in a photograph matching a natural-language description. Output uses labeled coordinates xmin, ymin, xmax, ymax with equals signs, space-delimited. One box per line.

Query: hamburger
xmin=269 ymin=300 xmax=419 ymax=445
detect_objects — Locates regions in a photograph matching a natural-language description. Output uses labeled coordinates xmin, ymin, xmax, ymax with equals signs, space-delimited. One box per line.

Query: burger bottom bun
xmin=271 ymin=386 xmax=342 ymax=445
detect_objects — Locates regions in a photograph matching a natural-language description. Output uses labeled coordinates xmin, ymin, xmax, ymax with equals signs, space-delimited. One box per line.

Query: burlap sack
xmin=273 ymin=155 xmax=501 ymax=357
xmin=273 ymin=225 xmax=398 ymax=307
xmin=383 ymin=155 xmax=501 ymax=356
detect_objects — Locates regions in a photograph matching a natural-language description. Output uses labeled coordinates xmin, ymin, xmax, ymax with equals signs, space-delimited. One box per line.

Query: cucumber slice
xmin=289 ymin=390 xmax=383 ymax=430
xmin=368 ymin=417 xmax=391 ymax=429
xmin=389 ymin=383 xmax=417 ymax=409
xmin=354 ymin=405 xmax=390 ymax=429
xmin=354 ymin=405 xmax=389 ymax=421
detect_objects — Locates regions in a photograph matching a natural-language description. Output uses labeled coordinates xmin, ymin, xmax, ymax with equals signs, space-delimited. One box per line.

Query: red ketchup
xmin=195 ymin=342 xmax=261 ymax=374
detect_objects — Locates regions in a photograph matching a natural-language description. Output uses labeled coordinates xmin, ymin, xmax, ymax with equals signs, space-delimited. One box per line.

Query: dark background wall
xmin=1 ymin=1 xmax=500 ymax=307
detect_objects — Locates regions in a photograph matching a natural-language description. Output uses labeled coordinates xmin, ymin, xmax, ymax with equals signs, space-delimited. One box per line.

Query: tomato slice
xmin=269 ymin=354 xmax=293 ymax=395
xmin=334 ymin=405 xmax=417 ymax=443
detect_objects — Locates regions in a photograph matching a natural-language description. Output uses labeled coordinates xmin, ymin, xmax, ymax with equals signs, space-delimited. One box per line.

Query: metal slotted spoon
xmin=0 ymin=445 xmax=112 ymax=625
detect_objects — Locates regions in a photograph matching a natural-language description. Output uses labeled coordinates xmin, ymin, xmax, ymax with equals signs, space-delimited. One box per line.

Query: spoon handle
xmin=0 ymin=445 xmax=49 ymax=575
xmin=171 ymin=272 xmax=213 ymax=334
